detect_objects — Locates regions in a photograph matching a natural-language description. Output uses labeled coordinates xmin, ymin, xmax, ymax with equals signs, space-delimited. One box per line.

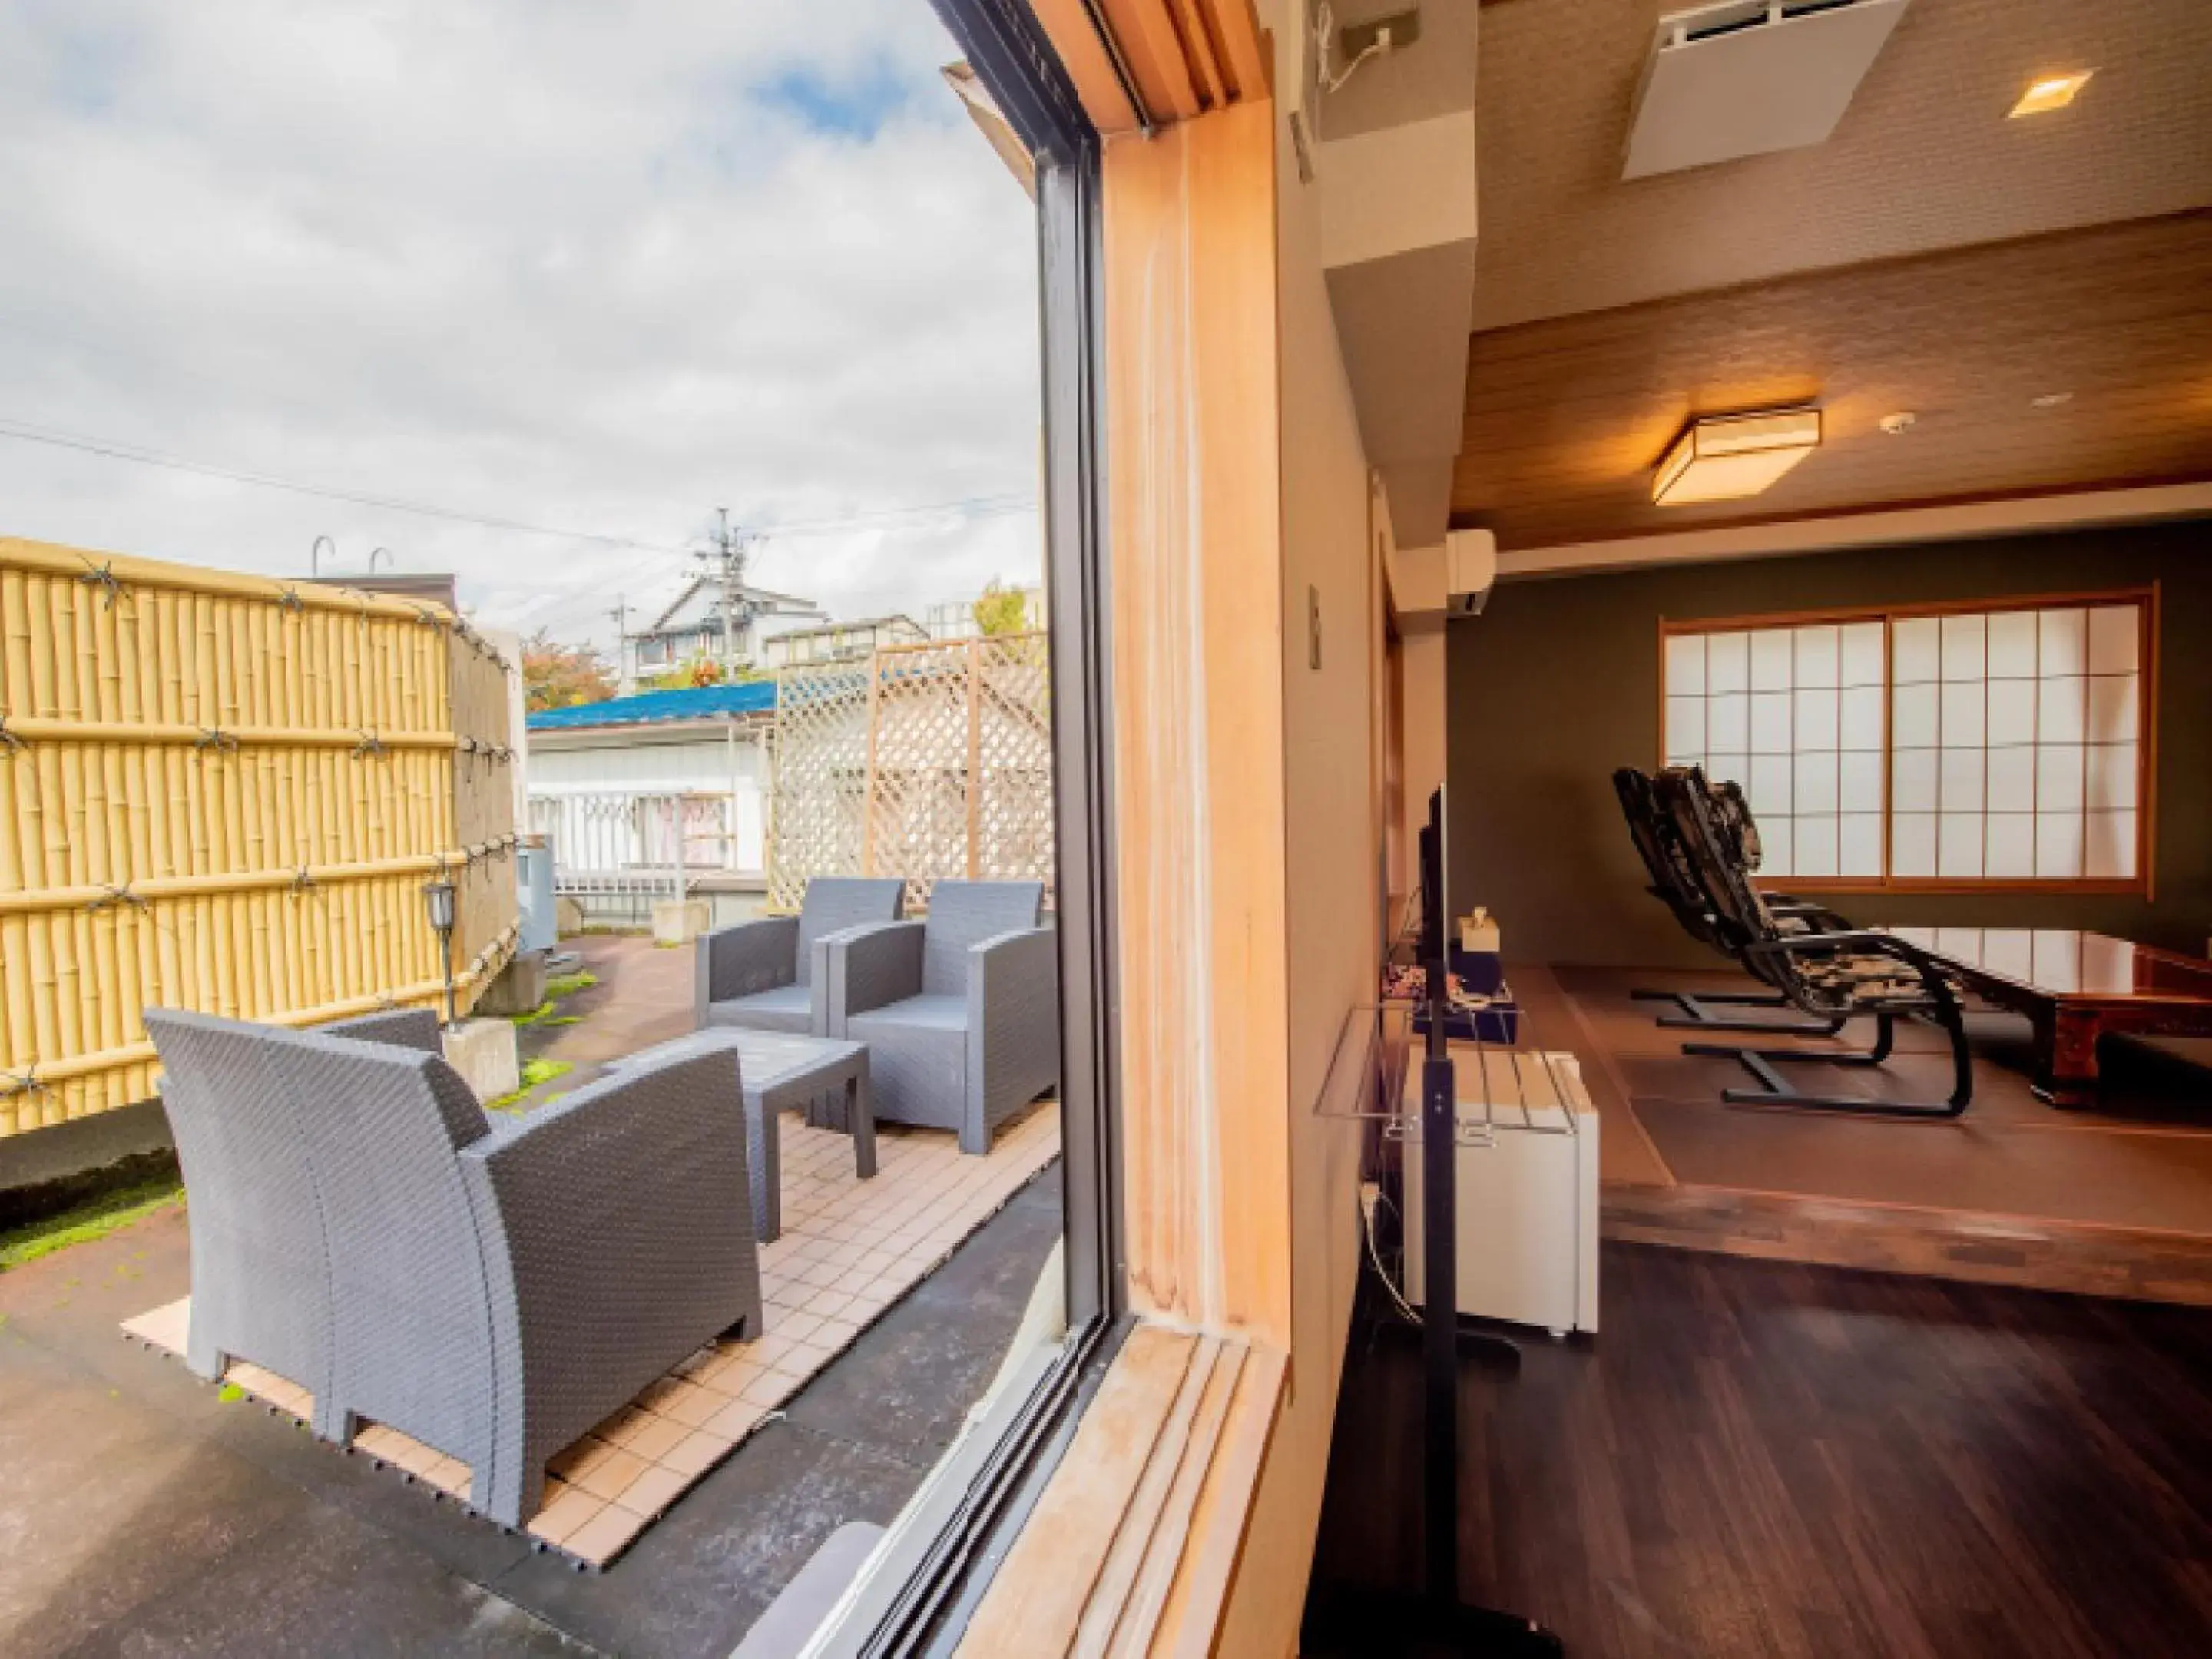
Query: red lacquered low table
xmin=1894 ymin=928 xmax=2212 ymax=1108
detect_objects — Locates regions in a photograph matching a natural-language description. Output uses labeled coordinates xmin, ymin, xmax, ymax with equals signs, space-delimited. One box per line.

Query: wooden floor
xmin=1306 ymin=1244 xmax=2212 ymax=1658
xmin=1508 ymin=963 xmax=2212 ymax=1303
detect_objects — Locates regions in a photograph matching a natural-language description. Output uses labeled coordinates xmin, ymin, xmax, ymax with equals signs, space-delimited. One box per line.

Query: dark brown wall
xmin=1445 ymin=518 xmax=2212 ymax=969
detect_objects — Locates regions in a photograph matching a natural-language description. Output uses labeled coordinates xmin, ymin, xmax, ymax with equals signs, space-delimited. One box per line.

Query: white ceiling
xmin=1472 ymin=0 xmax=2212 ymax=329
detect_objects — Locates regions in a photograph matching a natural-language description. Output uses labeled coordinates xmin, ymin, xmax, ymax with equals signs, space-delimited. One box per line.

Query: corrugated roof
xmin=527 ymin=680 xmax=777 ymax=731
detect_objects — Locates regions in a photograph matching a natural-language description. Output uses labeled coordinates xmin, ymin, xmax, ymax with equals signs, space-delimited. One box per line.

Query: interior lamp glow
xmin=2009 ymin=71 xmax=2093 ymax=118
xmin=1651 ymin=408 xmax=1822 ymax=506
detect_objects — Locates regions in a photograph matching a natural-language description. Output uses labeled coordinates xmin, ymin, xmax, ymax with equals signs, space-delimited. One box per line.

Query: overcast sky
xmin=0 ymin=1 xmax=1042 ymax=650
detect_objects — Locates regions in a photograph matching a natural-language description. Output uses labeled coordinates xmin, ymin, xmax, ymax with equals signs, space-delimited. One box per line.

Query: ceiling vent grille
xmin=1623 ymin=0 xmax=1911 ymax=180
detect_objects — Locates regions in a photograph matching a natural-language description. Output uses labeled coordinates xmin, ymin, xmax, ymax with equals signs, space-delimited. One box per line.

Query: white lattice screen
xmin=768 ymin=635 xmax=1053 ymax=912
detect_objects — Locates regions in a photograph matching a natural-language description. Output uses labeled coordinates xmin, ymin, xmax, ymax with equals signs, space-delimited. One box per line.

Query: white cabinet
xmin=1401 ymin=1048 xmax=1600 ymax=1336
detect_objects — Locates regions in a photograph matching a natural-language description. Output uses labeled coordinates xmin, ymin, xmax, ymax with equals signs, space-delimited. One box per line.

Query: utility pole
xmin=694 ymin=508 xmax=756 ymax=680
xmin=607 ymin=594 xmax=633 ymax=694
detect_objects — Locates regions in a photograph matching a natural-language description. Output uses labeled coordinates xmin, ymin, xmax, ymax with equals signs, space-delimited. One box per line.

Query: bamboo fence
xmin=0 ymin=537 xmax=521 ymax=1137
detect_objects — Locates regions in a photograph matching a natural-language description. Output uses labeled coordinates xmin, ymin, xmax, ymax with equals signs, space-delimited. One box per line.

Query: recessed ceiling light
xmin=2032 ymin=392 xmax=2075 ymax=408
xmin=2010 ymin=71 xmax=2093 ymax=118
xmin=1879 ymin=412 xmax=1917 ymax=435
xmin=1653 ymin=408 xmax=1821 ymax=506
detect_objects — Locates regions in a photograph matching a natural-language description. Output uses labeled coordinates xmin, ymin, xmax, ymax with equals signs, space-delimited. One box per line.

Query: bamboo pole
xmin=0 ymin=717 xmax=459 ymax=750
xmin=0 ymin=539 xmax=449 ymax=624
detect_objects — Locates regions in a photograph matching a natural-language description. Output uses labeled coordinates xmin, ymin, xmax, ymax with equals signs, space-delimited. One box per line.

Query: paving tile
xmin=573 ymin=1445 xmax=648 ymax=1502
xmin=525 ymin=1483 xmax=605 ymax=1547
xmin=662 ymin=1429 xmax=737 ymax=1479
xmin=624 ymin=1412 xmax=690 ymax=1465
xmin=562 ymin=1503 xmax=647 ymax=1568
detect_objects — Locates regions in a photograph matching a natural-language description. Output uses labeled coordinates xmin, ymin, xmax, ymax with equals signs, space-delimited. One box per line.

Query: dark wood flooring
xmin=1305 ymin=1244 xmax=2212 ymax=1658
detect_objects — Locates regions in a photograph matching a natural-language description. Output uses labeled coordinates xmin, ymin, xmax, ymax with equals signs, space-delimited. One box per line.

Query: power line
xmin=0 ymin=414 xmax=1038 ymax=546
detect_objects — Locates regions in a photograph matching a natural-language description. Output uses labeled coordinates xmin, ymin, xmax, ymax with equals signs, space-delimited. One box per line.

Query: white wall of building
xmin=525 ymin=723 xmax=770 ymax=873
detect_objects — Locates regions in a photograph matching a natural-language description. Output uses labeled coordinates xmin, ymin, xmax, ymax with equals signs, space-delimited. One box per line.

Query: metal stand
xmin=1684 ymin=1011 xmax=1972 ymax=1119
xmin=1307 ymin=815 xmax=1562 ymax=1657
xmin=1631 ymin=985 xmax=1846 ymax=1035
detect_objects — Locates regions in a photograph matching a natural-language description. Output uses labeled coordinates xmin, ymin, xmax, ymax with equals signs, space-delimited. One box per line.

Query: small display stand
xmin=1306 ymin=800 xmax=1562 ymax=1657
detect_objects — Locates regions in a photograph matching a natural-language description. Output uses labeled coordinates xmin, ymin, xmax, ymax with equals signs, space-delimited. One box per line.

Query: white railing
xmin=528 ymin=792 xmax=694 ymax=906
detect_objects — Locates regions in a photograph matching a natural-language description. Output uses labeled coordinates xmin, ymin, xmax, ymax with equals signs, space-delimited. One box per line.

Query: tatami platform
xmin=1510 ymin=962 xmax=2212 ymax=1304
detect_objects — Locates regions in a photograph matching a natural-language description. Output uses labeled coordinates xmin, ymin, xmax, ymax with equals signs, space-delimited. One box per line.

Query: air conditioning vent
xmin=1624 ymin=0 xmax=1911 ymax=180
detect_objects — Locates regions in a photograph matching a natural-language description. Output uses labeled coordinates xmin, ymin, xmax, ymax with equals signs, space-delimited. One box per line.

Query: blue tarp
xmin=526 ymin=680 xmax=777 ymax=731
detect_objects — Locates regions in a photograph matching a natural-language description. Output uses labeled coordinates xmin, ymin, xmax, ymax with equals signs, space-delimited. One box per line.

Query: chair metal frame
xmin=1654 ymin=766 xmax=1974 ymax=1119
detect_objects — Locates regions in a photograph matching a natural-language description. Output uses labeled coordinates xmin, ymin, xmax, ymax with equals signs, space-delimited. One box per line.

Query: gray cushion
xmin=847 ymin=993 xmax=969 ymax=1035
xmin=707 ymin=983 xmax=813 ymax=1033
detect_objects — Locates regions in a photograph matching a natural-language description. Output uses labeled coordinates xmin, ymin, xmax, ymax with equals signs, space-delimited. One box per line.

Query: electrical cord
xmin=1359 ymin=1180 xmax=1422 ymax=1327
xmin=1315 ymin=2 xmax=1397 ymax=95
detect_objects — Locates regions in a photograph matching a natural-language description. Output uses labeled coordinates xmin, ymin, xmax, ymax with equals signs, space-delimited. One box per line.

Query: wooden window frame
xmin=1657 ymin=584 xmax=2160 ymax=898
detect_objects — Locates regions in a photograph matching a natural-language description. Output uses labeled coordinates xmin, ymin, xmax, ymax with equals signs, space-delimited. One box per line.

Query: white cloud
xmin=0 ymin=0 xmax=1043 ymax=647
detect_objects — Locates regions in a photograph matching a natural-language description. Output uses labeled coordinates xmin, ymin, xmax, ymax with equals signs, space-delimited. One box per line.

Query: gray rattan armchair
xmin=145 ymin=1008 xmax=763 ymax=1527
xmin=823 ymin=880 xmax=1058 ymax=1154
xmin=695 ymin=877 xmax=906 ymax=1035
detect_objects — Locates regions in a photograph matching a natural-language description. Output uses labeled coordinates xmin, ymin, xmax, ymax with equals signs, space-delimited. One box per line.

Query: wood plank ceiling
xmin=1450 ymin=210 xmax=2212 ymax=550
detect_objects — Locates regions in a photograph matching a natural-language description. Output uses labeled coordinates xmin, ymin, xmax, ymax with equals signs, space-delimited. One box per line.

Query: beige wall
xmin=1213 ymin=78 xmax=1379 ymax=1659
xmin=1400 ymin=628 xmax=1447 ymax=820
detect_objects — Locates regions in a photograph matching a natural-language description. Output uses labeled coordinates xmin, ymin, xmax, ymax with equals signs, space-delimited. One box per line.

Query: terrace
xmin=0 ymin=933 xmax=1065 ymax=1655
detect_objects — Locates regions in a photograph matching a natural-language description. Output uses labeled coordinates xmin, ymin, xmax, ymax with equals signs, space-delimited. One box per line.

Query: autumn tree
xmin=522 ymin=631 xmax=616 ymax=712
xmin=972 ymin=579 xmax=1030 ymax=637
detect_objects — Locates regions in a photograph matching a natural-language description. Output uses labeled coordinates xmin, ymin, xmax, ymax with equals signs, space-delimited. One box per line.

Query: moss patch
xmin=488 ymin=1058 xmax=574 ymax=1111
xmin=0 ymin=1175 xmax=185 ymax=1273
xmin=543 ymin=971 xmax=600 ymax=1000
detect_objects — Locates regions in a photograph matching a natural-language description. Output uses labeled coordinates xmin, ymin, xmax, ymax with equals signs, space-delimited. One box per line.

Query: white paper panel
xmin=2035 ymin=812 xmax=2083 ymax=879
xmin=1939 ymin=813 xmax=1984 ymax=878
xmin=1893 ymin=684 xmax=1939 ymax=747
xmin=1708 ymin=692 xmax=1750 ymax=752
xmin=1840 ymin=813 xmax=1883 ymax=876
xmin=1707 ymin=631 xmax=1749 ymax=694
xmin=1840 ymin=686 xmax=1883 ymax=750
xmin=2037 ymin=676 xmax=2086 ymax=744
xmin=1940 ymin=680 xmax=1985 ymax=747
xmin=1750 ymin=692 xmax=1792 ymax=753
xmin=1892 ymin=813 xmax=1937 ymax=877
xmin=1793 ymin=816 xmax=1838 ymax=876
xmin=1892 ymin=617 xmax=1939 ymax=684
xmin=1707 ymin=753 xmax=1749 ymax=792
xmin=1840 ymin=622 xmax=1884 ymax=687
xmin=1794 ymin=687 xmax=1839 ymax=750
xmin=1750 ymin=754 xmax=1793 ymax=818
xmin=1940 ymin=614 xmax=1986 ymax=681
xmin=1987 ymin=679 xmax=2035 ymax=747
xmin=1666 ymin=695 xmax=1705 ymax=757
xmin=1793 ymin=625 xmax=1839 ymax=687
xmin=1892 ymin=748 xmax=1938 ymax=812
xmin=2038 ymin=608 xmax=2087 ymax=677
xmin=1939 ymin=748 xmax=1984 ymax=813
xmin=2088 ymin=674 xmax=2139 ymax=742
xmin=1795 ymin=752 xmax=1839 ymax=816
xmin=2036 ymin=743 xmax=2085 ymax=811
xmin=2085 ymin=744 xmax=2134 ymax=810
xmin=1840 ymin=750 xmax=1883 ymax=809
xmin=1750 ymin=629 xmax=1793 ymax=691
xmin=2088 ymin=605 xmax=2139 ymax=674
xmin=1985 ymin=815 xmax=2035 ymax=879
xmin=1664 ymin=633 xmax=1707 ymax=696
xmin=1987 ymin=611 xmax=2038 ymax=679
xmin=2086 ymin=810 xmax=2136 ymax=879
xmin=1987 ymin=746 xmax=2036 ymax=813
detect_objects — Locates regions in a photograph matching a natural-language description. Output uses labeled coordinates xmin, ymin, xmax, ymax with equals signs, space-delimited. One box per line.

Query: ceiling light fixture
xmin=1652 ymin=407 xmax=1822 ymax=505
xmin=2009 ymin=70 xmax=2093 ymax=117
xmin=1879 ymin=411 xmax=1917 ymax=435
xmin=2031 ymin=391 xmax=2075 ymax=408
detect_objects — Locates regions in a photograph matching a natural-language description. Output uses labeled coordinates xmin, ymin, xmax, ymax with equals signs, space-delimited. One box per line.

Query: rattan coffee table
xmin=611 ymin=1028 xmax=873 ymax=1240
